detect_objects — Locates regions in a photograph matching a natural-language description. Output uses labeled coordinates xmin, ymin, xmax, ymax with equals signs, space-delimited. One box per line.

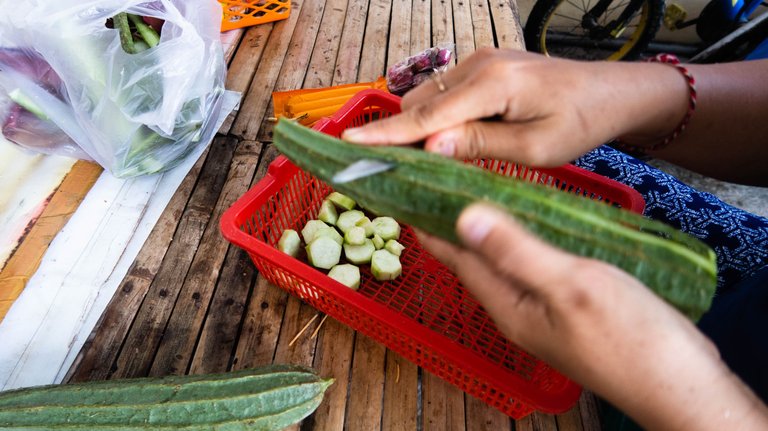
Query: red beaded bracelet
xmin=613 ymin=53 xmax=697 ymax=154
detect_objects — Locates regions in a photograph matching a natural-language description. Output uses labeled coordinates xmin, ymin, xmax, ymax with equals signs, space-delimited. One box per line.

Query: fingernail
xmin=436 ymin=138 xmax=455 ymax=157
xmin=457 ymin=205 xmax=501 ymax=247
xmin=342 ymin=127 xmax=364 ymax=142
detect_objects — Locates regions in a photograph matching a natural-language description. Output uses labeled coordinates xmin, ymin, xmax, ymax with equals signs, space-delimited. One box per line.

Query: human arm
xmin=342 ymin=49 xmax=768 ymax=186
xmin=423 ymin=203 xmax=768 ymax=430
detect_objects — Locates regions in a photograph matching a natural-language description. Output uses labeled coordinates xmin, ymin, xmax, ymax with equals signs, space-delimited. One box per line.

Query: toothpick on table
xmin=310 ymin=314 xmax=329 ymax=339
xmin=289 ymin=313 xmax=319 ymax=346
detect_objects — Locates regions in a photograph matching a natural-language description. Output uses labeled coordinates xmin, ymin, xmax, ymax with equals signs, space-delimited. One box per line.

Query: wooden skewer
xmin=395 ymin=362 xmax=400 ymax=384
xmin=288 ymin=313 xmax=319 ymax=346
xmin=310 ymin=314 xmax=329 ymax=339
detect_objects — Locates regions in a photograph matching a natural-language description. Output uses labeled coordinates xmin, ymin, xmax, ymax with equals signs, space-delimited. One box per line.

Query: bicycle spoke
xmin=553 ymin=12 xmax=582 ymax=21
xmin=605 ymin=2 xmax=637 ymax=19
xmin=546 ymin=25 xmax=588 ymax=35
xmin=565 ymin=0 xmax=585 ymax=12
xmin=605 ymin=1 xmax=631 ymax=15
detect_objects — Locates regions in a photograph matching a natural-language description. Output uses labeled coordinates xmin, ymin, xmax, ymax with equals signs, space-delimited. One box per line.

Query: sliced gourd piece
xmin=371 ymin=249 xmax=402 ymax=281
xmin=372 ymin=234 xmax=385 ymax=250
xmin=327 ymin=191 xmax=357 ymax=211
xmin=318 ymin=199 xmax=339 ymax=225
xmin=278 ymin=229 xmax=301 ymax=257
xmin=343 ymin=238 xmax=375 ymax=265
xmin=372 ymin=217 xmax=401 ymax=241
xmin=306 ymin=236 xmax=342 ymax=269
xmin=336 ymin=210 xmax=365 ymax=234
xmin=344 ymin=226 xmax=367 ymax=245
xmin=355 ymin=216 xmax=374 ymax=237
xmin=384 ymin=239 xmax=405 ymax=257
xmin=328 ymin=264 xmax=361 ymax=290
xmin=302 ymin=220 xmax=330 ymax=244
xmin=315 ymin=226 xmax=344 ymax=245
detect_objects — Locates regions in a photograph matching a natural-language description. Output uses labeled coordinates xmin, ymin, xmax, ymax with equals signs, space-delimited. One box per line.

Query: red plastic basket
xmin=220 ymin=90 xmax=645 ymax=418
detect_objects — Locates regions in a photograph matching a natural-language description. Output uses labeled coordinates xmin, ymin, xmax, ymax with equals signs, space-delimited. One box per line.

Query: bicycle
xmin=523 ymin=0 xmax=768 ymax=61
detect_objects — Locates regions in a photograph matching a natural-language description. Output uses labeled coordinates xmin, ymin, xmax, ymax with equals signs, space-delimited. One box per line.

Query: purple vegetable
xmin=0 ymin=48 xmax=88 ymax=158
xmin=386 ymin=65 xmax=414 ymax=95
xmin=435 ymin=48 xmax=452 ymax=67
xmin=386 ymin=45 xmax=454 ymax=95
xmin=411 ymin=71 xmax=432 ymax=87
xmin=409 ymin=51 xmax=436 ymax=73
xmin=0 ymin=48 xmax=64 ymax=94
xmin=2 ymin=103 xmax=86 ymax=158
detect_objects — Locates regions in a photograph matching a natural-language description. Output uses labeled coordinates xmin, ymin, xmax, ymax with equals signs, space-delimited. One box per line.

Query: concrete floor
xmin=516 ymin=0 xmax=768 ymax=218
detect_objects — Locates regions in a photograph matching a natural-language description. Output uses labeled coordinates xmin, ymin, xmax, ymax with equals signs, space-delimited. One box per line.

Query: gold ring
xmin=431 ymin=69 xmax=447 ymax=92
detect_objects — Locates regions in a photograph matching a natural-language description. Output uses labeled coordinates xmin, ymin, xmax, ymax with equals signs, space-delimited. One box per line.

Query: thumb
xmin=456 ymin=203 xmax=577 ymax=295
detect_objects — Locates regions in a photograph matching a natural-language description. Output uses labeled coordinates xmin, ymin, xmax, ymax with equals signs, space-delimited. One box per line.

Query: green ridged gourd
xmin=272 ymin=119 xmax=717 ymax=321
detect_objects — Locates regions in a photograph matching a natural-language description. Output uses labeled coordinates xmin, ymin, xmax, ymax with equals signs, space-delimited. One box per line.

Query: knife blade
xmin=332 ymin=158 xmax=397 ymax=184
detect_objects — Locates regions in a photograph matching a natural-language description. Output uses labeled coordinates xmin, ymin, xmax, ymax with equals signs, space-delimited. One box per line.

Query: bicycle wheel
xmin=524 ymin=0 xmax=665 ymax=60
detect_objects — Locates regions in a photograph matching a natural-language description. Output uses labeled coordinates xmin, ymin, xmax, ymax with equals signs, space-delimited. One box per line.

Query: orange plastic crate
xmin=219 ymin=0 xmax=290 ymax=31
xmin=221 ymin=90 xmax=646 ymax=418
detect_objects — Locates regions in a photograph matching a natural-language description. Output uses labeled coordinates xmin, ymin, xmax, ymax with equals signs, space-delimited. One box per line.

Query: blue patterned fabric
xmin=574 ymin=145 xmax=768 ymax=405
xmin=573 ymin=145 xmax=768 ymax=291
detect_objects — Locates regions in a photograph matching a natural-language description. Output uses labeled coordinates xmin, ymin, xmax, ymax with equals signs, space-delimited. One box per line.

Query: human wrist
xmin=611 ymin=59 xmax=692 ymax=152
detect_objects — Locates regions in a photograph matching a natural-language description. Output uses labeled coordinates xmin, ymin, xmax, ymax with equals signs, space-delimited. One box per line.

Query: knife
xmin=332 ymin=158 xmax=397 ymax=184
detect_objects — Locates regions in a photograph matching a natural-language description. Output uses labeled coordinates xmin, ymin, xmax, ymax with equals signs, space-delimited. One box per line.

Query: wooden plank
xmin=255 ymin=0 xmax=330 ymax=142
xmin=149 ymin=139 xmax=262 ymax=377
xmin=300 ymin=1 xmax=368 ymax=428
xmin=220 ymin=24 xmax=275 ymax=134
xmin=515 ymin=412 xmax=558 ymax=431
xmin=107 ymin=137 xmax=236 ymax=379
xmin=333 ymin=0 xmax=369 ymax=84
xmin=335 ymin=2 xmax=393 ymax=427
xmin=578 ymin=391 xmax=603 ymax=431
xmin=270 ymin=294 xmax=326 ymax=430
xmin=187 ymin=246 xmax=255 ymax=375
xmin=257 ymin=2 xmax=336 ymax=142
xmin=411 ymin=0 xmax=432 ymax=54
xmin=469 ymin=0 xmax=495 ymax=49
xmin=488 ymin=0 xmax=525 ymax=49
xmin=232 ymin=275 xmax=290 ymax=369
xmin=230 ymin=144 xmax=291 ymax=370
xmin=387 ymin=0 xmax=412 ymax=70
xmin=222 ymin=29 xmax=246 ymax=63
xmin=0 ymin=161 xmax=101 ymax=322
xmin=466 ymin=395 xmax=512 ymax=430
xmin=432 ymin=0 xmax=456 ymax=62
xmin=556 ymin=405 xmax=586 ymax=431
xmin=65 ymin=151 xmax=208 ymax=383
xmin=381 ymin=351 xmax=418 ymax=430
xmin=303 ymin=0 xmax=350 ymax=88
xmin=308 ymin=318 xmax=355 ymax=431
xmin=358 ymin=0 xmax=392 ymax=81
xmin=423 ymin=371 xmax=466 ymax=431
xmin=452 ymin=0 xmax=476 ymax=61
xmin=345 ymin=334 xmax=387 ymax=431
xmin=231 ymin=0 xmax=306 ymax=140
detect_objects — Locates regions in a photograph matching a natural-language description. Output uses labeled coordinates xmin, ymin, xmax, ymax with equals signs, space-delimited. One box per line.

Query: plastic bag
xmin=385 ymin=44 xmax=455 ymax=96
xmin=0 ymin=0 xmax=239 ymax=178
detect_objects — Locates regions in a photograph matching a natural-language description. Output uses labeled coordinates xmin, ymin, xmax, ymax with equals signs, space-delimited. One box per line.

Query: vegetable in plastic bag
xmin=385 ymin=44 xmax=454 ymax=95
xmin=0 ymin=0 xmax=239 ymax=178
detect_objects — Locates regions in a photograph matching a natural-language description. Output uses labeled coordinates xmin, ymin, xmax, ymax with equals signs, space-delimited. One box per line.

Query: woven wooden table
xmin=66 ymin=1 xmax=603 ymax=429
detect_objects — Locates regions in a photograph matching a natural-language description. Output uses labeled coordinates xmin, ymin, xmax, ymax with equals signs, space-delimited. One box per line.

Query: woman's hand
xmin=343 ymin=49 xmax=689 ymax=167
xmin=423 ymin=203 xmax=768 ymax=430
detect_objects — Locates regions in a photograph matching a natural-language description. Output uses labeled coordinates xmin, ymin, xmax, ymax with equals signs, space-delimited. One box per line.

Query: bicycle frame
xmin=718 ymin=0 xmax=763 ymax=23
